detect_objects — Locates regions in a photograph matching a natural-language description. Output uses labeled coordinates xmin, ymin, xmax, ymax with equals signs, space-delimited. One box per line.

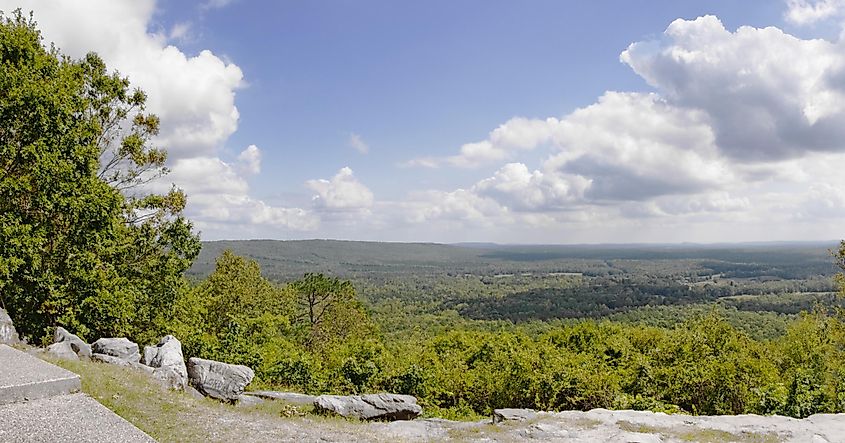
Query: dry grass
xmin=42 ymin=356 xmax=373 ymax=442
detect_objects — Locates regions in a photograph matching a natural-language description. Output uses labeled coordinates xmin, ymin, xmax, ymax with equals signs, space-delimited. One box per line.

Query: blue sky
xmin=6 ymin=0 xmax=845 ymax=243
xmin=179 ymin=0 xmax=785 ymax=194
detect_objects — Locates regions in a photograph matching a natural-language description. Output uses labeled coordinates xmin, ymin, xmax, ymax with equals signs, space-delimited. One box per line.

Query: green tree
xmin=289 ymin=273 xmax=374 ymax=350
xmin=169 ymin=251 xmax=294 ymax=375
xmin=0 ymin=11 xmax=198 ymax=342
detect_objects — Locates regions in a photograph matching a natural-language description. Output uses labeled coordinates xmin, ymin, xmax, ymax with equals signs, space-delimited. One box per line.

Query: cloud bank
xmin=399 ymin=13 xmax=845 ymax=242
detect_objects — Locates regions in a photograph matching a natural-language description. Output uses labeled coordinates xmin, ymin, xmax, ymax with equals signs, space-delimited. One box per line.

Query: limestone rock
xmin=313 ymin=393 xmax=422 ymax=421
xmin=187 ymin=357 xmax=254 ymax=402
xmin=46 ymin=342 xmax=79 ymax=360
xmin=0 ymin=308 xmax=20 ymax=344
xmin=53 ymin=327 xmax=92 ymax=358
xmin=92 ymin=337 xmax=140 ymax=362
xmin=92 ymin=353 xmax=154 ymax=374
xmin=142 ymin=335 xmax=187 ymax=390
xmin=243 ymin=390 xmax=316 ymax=407
xmin=493 ymin=408 xmax=537 ymax=423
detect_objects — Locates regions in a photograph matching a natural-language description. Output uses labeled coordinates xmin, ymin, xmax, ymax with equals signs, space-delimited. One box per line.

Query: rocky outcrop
xmin=91 ymin=353 xmax=153 ymax=374
xmin=187 ymin=357 xmax=254 ymax=402
xmin=53 ymin=327 xmax=91 ymax=359
xmin=372 ymin=408 xmax=845 ymax=442
xmin=46 ymin=342 xmax=79 ymax=360
xmin=142 ymin=335 xmax=187 ymax=390
xmin=493 ymin=408 xmax=537 ymax=423
xmin=313 ymin=394 xmax=422 ymax=421
xmin=92 ymin=337 xmax=140 ymax=362
xmin=0 ymin=308 xmax=20 ymax=344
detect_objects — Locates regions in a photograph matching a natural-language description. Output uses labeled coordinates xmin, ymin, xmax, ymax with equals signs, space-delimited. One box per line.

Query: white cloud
xmin=168 ymin=22 xmax=191 ymax=42
xmin=306 ymin=167 xmax=374 ymax=212
xmin=399 ymin=189 xmax=507 ymax=225
xmin=162 ymin=157 xmax=317 ymax=231
xmin=348 ymin=133 xmax=369 ymax=154
xmin=784 ymin=0 xmax=845 ymax=25
xmin=406 ymin=117 xmax=559 ymax=168
xmin=390 ymin=12 xmax=845 ymax=241
xmin=473 ymin=163 xmax=586 ymax=212
xmin=3 ymin=1 xmax=245 ymax=160
xmin=202 ymin=0 xmax=235 ymax=10
xmin=622 ymin=15 xmax=845 ymax=162
xmin=237 ymin=145 xmax=261 ymax=175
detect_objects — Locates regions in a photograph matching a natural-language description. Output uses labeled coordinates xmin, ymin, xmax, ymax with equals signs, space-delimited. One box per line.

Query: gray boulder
xmin=0 ymin=308 xmax=20 ymax=344
xmin=91 ymin=353 xmax=153 ymax=374
xmin=493 ymin=408 xmax=537 ymax=423
xmin=142 ymin=335 xmax=188 ymax=390
xmin=54 ymin=327 xmax=92 ymax=358
xmin=92 ymin=337 xmax=140 ymax=362
xmin=46 ymin=342 xmax=79 ymax=360
xmin=314 ymin=394 xmax=422 ymax=421
xmin=187 ymin=357 xmax=254 ymax=402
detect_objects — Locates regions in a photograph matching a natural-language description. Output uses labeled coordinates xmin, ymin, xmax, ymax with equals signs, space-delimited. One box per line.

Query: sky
xmin=3 ymin=0 xmax=845 ymax=244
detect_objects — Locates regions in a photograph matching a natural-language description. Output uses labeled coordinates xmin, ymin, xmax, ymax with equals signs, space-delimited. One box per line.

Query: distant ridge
xmin=190 ymin=238 xmax=839 ymax=281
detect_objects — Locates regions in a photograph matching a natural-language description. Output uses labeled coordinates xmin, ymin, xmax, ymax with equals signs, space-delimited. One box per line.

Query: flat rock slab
xmin=0 ymin=344 xmax=81 ymax=404
xmin=314 ymin=393 xmax=423 ymax=421
xmin=384 ymin=408 xmax=845 ymax=442
xmin=0 ymin=392 xmax=154 ymax=442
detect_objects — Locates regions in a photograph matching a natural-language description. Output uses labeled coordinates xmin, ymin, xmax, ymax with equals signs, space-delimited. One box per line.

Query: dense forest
xmin=5 ymin=11 xmax=845 ymax=421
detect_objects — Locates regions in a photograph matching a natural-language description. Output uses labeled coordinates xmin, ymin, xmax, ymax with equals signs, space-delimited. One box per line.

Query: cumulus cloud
xmin=306 ymin=168 xmax=374 ymax=212
xmin=237 ymin=145 xmax=261 ymax=175
xmin=622 ymin=15 xmax=845 ymax=162
xmin=0 ymin=0 xmax=316 ymax=234
xmin=348 ymin=133 xmax=369 ymax=154
xmin=399 ymin=189 xmax=507 ymax=226
xmin=784 ymin=0 xmax=845 ymax=25
xmin=473 ymin=163 xmax=586 ymax=212
xmin=162 ymin=157 xmax=317 ymax=230
xmin=4 ymin=0 xmax=245 ymax=160
xmin=393 ymin=12 xmax=845 ymax=241
xmin=406 ymin=117 xmax=560 ymax=168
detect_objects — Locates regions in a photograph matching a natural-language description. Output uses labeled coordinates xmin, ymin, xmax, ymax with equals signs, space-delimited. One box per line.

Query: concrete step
xmin=0 ymin=344 xmax=81 ymax=404
xmin=0 ymin=344 xmax=155 ymax=442
xmin=0 ymin=392 xmax=155 ymax=442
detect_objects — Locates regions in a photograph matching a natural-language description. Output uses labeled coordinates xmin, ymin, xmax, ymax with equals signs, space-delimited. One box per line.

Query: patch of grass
xmin=446 ymin=423 xmax=500 ymax=440
xmin=41 ymin=356 xmax=364 ymax=442
xmin=678 ymin=429 xmax=781 ymax=443
xmin=617 ymin=419 xmax=782 ymax=443
xmin=566 ymin=417 xmax=602 ymax=430
xmin=45 ymin=356 xmax=219 ymax=441
xmin=617 ymin=420 xmax=660 ymax=434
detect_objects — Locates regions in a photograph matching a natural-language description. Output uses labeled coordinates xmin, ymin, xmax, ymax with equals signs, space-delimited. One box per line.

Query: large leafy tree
xmin=0 ymin=11 xmax=199 ymax=342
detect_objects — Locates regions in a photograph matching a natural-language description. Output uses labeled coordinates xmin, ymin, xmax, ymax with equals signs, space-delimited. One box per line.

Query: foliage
xmin=175 ymin=250 xmax=845 ymax=420
xmin=167 ymin=251 xmax=376 ymax=393
xmin=290 ymin=273 xmax=375 ymax=351
xmin=0 ymin=11 xmax=199 ymax=343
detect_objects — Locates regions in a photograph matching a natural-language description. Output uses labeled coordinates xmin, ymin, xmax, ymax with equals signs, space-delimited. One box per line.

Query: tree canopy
xmin=0 ymin=11 xmax=199 ymax=343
